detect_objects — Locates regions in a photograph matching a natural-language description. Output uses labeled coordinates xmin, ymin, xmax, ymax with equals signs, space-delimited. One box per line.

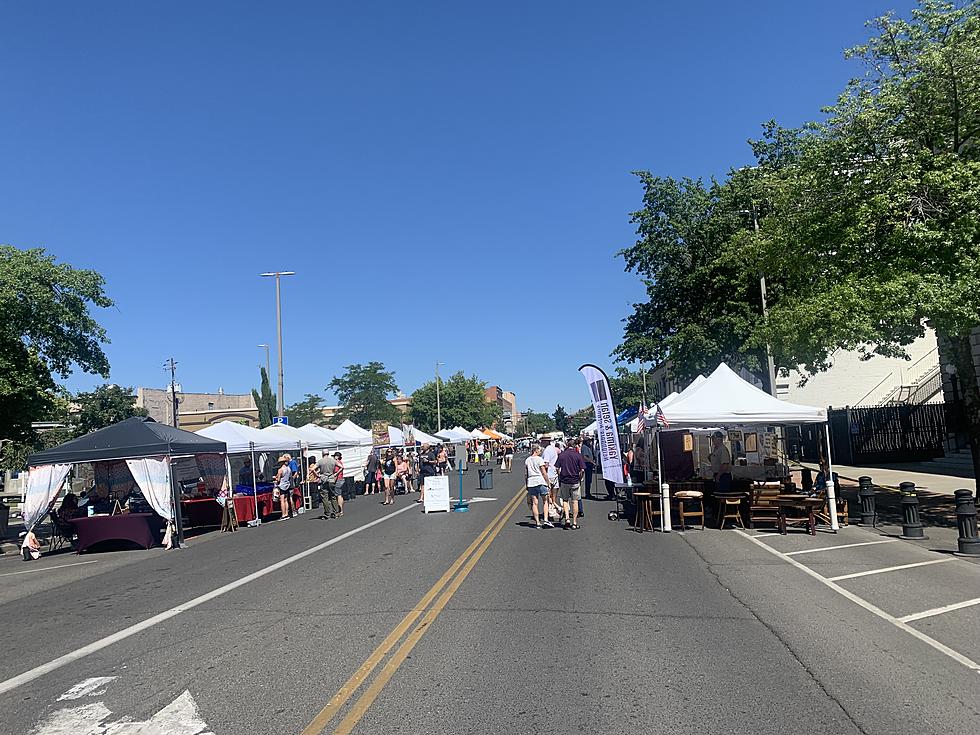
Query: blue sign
xmin=273 ymin=416 xmax=288 ymax=425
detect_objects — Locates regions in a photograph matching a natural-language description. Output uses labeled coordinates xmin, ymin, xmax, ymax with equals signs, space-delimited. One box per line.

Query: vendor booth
xmin=25 ymin=417 xmax=229 ymax=554
xmin=196 ymin=421 xmax=301 ymax=525
xmin=641 ymin=363 xmax=837 ymax=533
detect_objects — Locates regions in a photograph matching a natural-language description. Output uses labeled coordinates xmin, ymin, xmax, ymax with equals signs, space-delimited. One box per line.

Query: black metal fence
xmin=828 ymin=404 xmax=949 ymax=465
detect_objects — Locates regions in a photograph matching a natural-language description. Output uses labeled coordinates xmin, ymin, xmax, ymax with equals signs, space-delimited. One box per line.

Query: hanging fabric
xmin=195 ymin=453 xmax=227 ymax=495
xmin=126 ymin=456 xmax=175 ymax=549
xmin=23 ymin=464 xmax=71 ymax=532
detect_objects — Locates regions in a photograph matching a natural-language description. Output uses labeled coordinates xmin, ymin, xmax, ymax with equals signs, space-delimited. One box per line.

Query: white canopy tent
xmin=470 ymin=429 xmax=492 ymax=440
xmin=387 ymin=425 xmax=445 ymax=446
xmin=652 ymin=363 xmax=836 ymax=531
xmin=321 ymin=420 xmax=373 ymax=482
xmin=334 ymin=420 xmax=373 ymax=444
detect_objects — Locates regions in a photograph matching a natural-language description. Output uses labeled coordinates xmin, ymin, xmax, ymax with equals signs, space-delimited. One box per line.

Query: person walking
xmin=307 ymin=456 xmax=322 ymax=510
xmin=274 ymin=454 xmax=293 ymax=520
xmin=381 ymin=450 xmax=397 ymax=503
xmin=580 ymin=436 xmax=596 ymax=499
xmin=555 ymin=438 xmax=586 ymax=529
xmin=317 ymin=452 xmax=338 ymax=518
xmin=540 ymin=436 xmax=560 ymax=512
xmin=524 ymin=444 xmax=552 ymax=528
xmin=418 ymin=442 xmax=438 ymax=504
xmin=503 ymin=441 xmax=515 ymax=472
xmin=364 ymin=450 xmax=380 ymax=495
xmin=330 ymin=452 xmax=345 ymax=517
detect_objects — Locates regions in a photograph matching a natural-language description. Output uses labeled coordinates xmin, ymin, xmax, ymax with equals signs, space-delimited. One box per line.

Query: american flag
xmin=637 ymin=404 xmax=648 ymax=431
xmin=654 ymin=404 xmax=669 ymax=428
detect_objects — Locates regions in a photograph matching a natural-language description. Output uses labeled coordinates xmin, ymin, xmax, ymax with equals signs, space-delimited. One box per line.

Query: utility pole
xmin=752 ymin=206 xmax=778 ymax=397
xmin=165 ymin=358 xmax=179 ymax=427
xmin=257 ymin=344 xmax=271 ymax=381
xmin=260 ymin=271 xmax=295 ymax=417
xmin=435 ymin=361 xmax=445 ymax=432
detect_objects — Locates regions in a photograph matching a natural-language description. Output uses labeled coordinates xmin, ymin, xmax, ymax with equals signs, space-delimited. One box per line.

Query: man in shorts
xmin=524 ymin=444 xmax=552 ymax=528
xmin=555 ymin=438 xmax=586 ymax=529
xmin=540 ymin=436 xmax=560 ymax=508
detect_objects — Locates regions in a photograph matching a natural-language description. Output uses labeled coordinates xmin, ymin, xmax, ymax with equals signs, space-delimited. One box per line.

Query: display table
xmin=70 ymin=513 xmax=158 ymax=553
xmin=181 ymin=498 xmax=223 ymax=528
xmin=234 ymin=489 xmax=303 ymax=523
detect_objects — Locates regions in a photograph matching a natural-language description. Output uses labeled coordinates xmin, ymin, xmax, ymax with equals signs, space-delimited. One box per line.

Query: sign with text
xmin=371 ymin=421 xmax=390 ymax=446
xmin=423 ymin=475 xmax=450 ymax=513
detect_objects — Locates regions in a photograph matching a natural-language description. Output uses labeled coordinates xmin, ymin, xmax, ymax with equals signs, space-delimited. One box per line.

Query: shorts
xmin=526 ymin=484 xmax=549 ymax=498
xmin=383 ymin=473 xmax=396 ymax=481
xmin=559 ymin=482 xmax=581 ymax=502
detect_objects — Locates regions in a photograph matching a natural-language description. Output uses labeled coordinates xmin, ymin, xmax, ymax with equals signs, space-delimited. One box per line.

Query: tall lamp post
xmin=749 ymin=206 xmax=778 ymax=396
xmin=257 ymin=343 xmax=271 ymax=380
xmin=259 ymin=271 xmax=295 ymax=417
xmin=435 ymin=361 xmax=445 ymax=432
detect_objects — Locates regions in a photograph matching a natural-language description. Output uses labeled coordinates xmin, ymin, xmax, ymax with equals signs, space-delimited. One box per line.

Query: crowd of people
xmin=523 ymin=436 xmax=597 ymax=530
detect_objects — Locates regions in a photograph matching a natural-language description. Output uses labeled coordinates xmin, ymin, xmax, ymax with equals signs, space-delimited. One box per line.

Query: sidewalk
xmin=802 ymin=462 xmax=974 ymax=495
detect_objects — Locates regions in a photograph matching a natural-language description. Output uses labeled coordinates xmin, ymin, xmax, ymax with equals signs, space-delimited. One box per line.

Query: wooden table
xmin=775 ymin=497 xmax=822 ymax=535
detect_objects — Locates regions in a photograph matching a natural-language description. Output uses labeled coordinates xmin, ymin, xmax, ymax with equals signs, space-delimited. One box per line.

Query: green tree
xmin=615 ymin=173 xmax=773 ymax=390
xmin=552 ymin=405 xmax=570 ymax=433
xmin=740 ymin=0 xmax=980 ymax=476
xmin=0 ymin=246 xmax=113 ymax=467
xmin=523 ymin=411 xmax=555 ymax=436
xmin=73 ymin=384 xmax=147 ymax=436
xmin=410 ymin=372 xmax=498 ymax=433
xmin=286 ymin=393 xmax=324 ymax=427
xmin=251 ymin=367 xmax=277 ymax=428
xmin=608 ymin=366 xmax=664 ymax=412
xmin=329 ymin=362 xmax=402 ymax=427
xmin=568 ymin=407 xmax=594 ymax=434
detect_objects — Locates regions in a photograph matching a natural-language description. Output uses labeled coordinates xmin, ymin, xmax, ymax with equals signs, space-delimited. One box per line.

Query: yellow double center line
xmin=301 ymin=487 xmax=526 ymax=735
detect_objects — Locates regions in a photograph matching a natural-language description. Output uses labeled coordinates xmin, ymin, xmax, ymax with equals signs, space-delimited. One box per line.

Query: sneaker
xmin=535 ymin=523 xmax=542 ymax=529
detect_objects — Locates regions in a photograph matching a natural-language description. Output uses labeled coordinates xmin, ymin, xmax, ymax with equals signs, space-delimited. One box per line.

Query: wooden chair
xmin=748 ymin=484 xmax=782 ymax=531
xmin=717 ymin=496 xmax=744 ymax=529
xmin=673 ymin=490 xmax=704 ymax=530
xmin=633 ymin=492 xmax=658 ymax=533
xmin=815 ymin=493 xmax=849 ymax=527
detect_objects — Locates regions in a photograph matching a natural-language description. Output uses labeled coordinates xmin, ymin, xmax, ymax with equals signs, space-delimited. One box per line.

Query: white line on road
xmin=784 ymin=540 xmax=897 ymax=556
xmin=828 ymin=558 xmax=953 ymax=581
xmin=0 ymin=561 xmax=99 ymax=578
xmin=899 ymin=597 xmax=980 ymax=623
xmin=0 ymin=503 xmax=416 ymax=697
xmin=734 ymin=530 xmax=980 ymax=673
xmin=57 ymin=676 xmax=115 ymax=700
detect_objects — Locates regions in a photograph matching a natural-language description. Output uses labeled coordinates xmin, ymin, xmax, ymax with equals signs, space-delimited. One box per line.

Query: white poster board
xmin=423 ymin=476 xmax=451 ymax=513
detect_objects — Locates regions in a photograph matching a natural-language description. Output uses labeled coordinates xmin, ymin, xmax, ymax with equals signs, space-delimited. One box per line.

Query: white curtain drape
xmin=24 ymin=464 xmax=71 ymax=531
xmin=126 ymin=457 xmax=173 ymax=522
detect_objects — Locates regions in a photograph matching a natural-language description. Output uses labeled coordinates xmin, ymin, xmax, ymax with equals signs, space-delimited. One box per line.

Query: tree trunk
xmin=946 ymin=333 xmax=980 ymax=489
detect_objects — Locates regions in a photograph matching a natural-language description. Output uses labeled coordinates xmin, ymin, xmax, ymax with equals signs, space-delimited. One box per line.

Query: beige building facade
xmin=136 ymin=387 xmax=258 ymax=430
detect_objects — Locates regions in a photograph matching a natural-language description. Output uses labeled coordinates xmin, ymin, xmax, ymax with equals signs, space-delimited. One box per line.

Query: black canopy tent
xmin=27 ymin=416 xmax=226 ymax=465
xmin=28 ymin=417 xmax=228 ymax=546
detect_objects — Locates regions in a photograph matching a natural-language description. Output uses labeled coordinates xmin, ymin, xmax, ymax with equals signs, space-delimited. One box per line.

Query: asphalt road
xmin=2 ymin=464 xmax=978 ymax=734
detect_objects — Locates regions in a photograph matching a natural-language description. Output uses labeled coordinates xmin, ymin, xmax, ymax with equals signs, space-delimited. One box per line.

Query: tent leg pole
xmin=658 ymin=431 xmax=671 ymax=532
xmin=824 ymin=425 xmax=840 ymax=531
xmin=251 ymin=445 xmax=260 ymax=526
xmin=170 ymin=458 xmax=185 ymax=548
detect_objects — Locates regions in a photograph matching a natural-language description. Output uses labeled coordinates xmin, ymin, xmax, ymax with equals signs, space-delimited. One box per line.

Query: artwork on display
xmin=728 ymin=430 xmax=744 ymax=458
xmin=682 ymin=433 xmax=693 ymax=452
xmin=372 ymin=421 xmax=390 ymax=447
xmin=744 ymin=432 xmax=758 ymax=453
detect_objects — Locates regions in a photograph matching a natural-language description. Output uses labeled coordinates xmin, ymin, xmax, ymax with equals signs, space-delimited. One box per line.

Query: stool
xmin=633 ymin=492 xmax=656 ymax=533
xmin=673 ymin=491 xmax=704 ymax=530
xmin=718 ymin=497 xmax=744 ymax=529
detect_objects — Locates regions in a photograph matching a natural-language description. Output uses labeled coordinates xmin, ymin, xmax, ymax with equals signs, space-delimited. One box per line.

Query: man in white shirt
xmin=540 ymin=436 xmax=560 ymax=507
xmin=709 ymin=431 xmax=732 ymax=493
xmin=524 ymin=444 xmax=552 ymax=528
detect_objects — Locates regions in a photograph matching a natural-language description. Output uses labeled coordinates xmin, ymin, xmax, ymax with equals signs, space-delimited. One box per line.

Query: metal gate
xmin=828 ymin=404 xmax=947 ymax=465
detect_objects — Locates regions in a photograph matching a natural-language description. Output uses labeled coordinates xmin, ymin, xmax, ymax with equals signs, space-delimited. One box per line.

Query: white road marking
xmin=899 ymin=597 xmax=980 ymax=623
xmin=0 ymin=503 xmax=416 ymax=697
xmin=828 ymin=558 xmax=953 ymax=581
xmin=734 ymin=530 xmax=980 ymax=673
xmin=57 ymin=677 xmax=116 ymax=700
xmin=468 ymin=497 xmax=498 ymax=503
xmin=0 ymin=561 xmax=99 ymax=578
xmin=32 ymin=688 xmax=212 ymax=735
xmin=784 ymin=539 xmax=897 ymax=556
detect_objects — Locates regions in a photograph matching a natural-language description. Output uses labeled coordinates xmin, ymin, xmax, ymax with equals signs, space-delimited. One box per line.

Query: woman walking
xmin=382 ymin=450 xmax=397 ymax=504
xmin=503 ymin=441 xmax=515 ymax=472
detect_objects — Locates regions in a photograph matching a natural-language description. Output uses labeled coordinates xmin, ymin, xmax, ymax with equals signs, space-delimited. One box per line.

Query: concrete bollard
xmin=954 ymin=489 xmax=980 ymax=557
xmin=899 ymin=482 xmax=928 ymax=540
xmin=858 ymin=476 xmax=877 ymax=527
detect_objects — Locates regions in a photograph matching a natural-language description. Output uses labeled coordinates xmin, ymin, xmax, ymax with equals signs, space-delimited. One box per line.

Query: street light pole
xmin=751 ymin=208 xmax=778 ymax=397
xmin=435 ymin=361 xmax=445 ymax=432
xmin=260 ymin=271 xmax=295 ymax=417
xmin=257 ymin=344 xmax=271 ymax=381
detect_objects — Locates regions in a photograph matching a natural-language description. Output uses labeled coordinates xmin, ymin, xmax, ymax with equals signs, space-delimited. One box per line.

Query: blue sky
xmin=1 ymin=1 xmax=916 ymax=416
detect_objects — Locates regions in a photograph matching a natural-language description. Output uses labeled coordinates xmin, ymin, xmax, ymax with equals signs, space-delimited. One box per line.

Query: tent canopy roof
xmin=197 ymin=421 xmax=297 ymax=454
xmin=661 ymin=363 xmax=826 ymax=427
xmin=28 ymin=416 xmax=227 ymax=466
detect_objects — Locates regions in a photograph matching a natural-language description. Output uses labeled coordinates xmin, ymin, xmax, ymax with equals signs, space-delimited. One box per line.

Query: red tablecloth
xmin=69 ymin=513 xmax=157 ymax=553
xmin=234 ymin=489 xmax=303 ymax=523
xmin=181 ymin=498 xmax=224 ymax=528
